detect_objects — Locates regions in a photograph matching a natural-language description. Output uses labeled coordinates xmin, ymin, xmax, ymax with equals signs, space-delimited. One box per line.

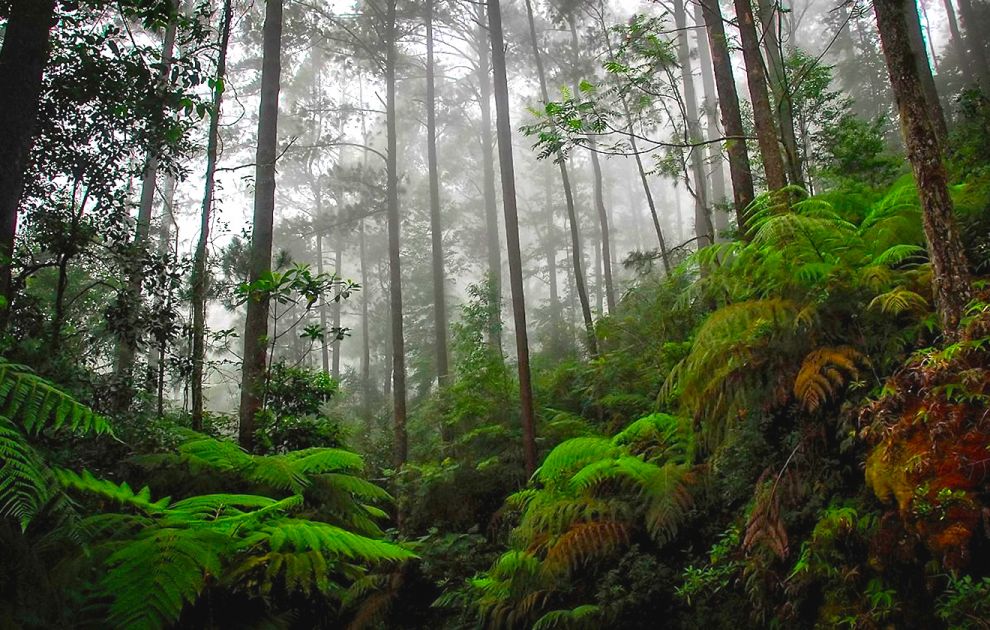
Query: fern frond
xmin=868 ymin=286 xmax=930 ymax=316
xmin=56 ymin=469 xmax=171 ymax=514
xmin=794 ymin=345 xmax=865 ymax=412
xmin=0 ymin=416 xmax=51 ymax=529
xmin=533 ymin=605 xmax=603 ymax=630
xmin=0 ymin=359 xmax=110 ymax=436
xmin=542 ymin=521 xmax=629 ymax=576
xmin=537 ymin=437 xmax=616 ymax=487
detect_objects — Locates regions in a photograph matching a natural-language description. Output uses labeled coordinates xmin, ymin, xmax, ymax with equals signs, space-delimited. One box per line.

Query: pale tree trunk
xmin=426 ymin=0 xmax=450 ymax=388
xmin=332 ymin=241 xmax=342 ymax=380
xmin=567 ymin=17 xmax=616 ymax=313
xmin=693 ymin=1 xmax=729 ymax=240
xmin=673 ymin=0 xmax=714 ymax=247
xmin=316 ymin=231 xmax=331 ymax=373
xmin=904 ymin=0 xmax=947 ymax=143
xmin=474 ymin=1 xmax=503 ymax=350
xmin=191 ymin=0 xmax=233 ymax=431
xmin=488 ymin=0 xmax=538 ymax=476
xmin=384 ymin=0 xmax=408 ymax=469
xmin=543 ymin=171 xmax=562 ymax=347
xmin=874 ymin=0 xmax=973 ymax=337
xmin=115 ymin=2 xmax=178 ymax=409
xmin=238 ymin=0 xmax=283 ymax=450
xmin=941 ymin=0 xmax=974 ymax=87
xmin=699 ymin=0 xmax=756 ymax=234
xmin=0 ymin=0 xmax=57 ymax=322
xmin=523 ymin=0 xmax=597 ymax=355
xmin=359 ymin=220 xmax=372 ymax=421
xmin=755 ymin=0 xmax=804 ymax=187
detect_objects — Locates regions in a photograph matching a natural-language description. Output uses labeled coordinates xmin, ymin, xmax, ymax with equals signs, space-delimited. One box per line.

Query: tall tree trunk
xmin=543 ymin=170 xmax=562 ymax=348
xmin=693 ymin=0 xmax=729 ymax=240
xmin=955 ymin=0 xmax=990 ymax=91
xmin=0 ymin=0 xmax=57 ymax=324
xmin=191 ymin=0 xmax=233 ymax=432
xmin=426 ymin=0 xmax=450 ymax=388
xmin=523 ymin=0 xmax=597 ymax=355
xmin=941 ymin=0 xmax=974 ymax=87
xmin=673 ymin=0 xmax=714 ymax=247
xmin=874 ymin=0 xmax=972 ymax=337
xmin=359 ymin=219 xmax=372 ymax=421
xmin=732 ymin=0 xmax=788 ymax=192
xmin=755 ymin=0 xmax=804 ymax=187
xmin=904 ymin=0 xmax=948 ymax=143
xmin=567 ymin=18 xmax=616 ymax=313
xmin=384 ymin=0 xmax=408 ymax=469
xmin=238 ymin=0 xmax=283 ymax=450
xmin=332 ymin=240 xmax=342 ymax=380
xmin=475 ymin=1 xmax=503 ymax=350
xmin=114 ymin=3 xmax=178 ymax=408
xmin=488 ymin=0 xmax=538 ymax=476
xmin=699 ymin=0 xmax=756 ymax=234
xmin=316 ymin=231 xmax=331 ymax=374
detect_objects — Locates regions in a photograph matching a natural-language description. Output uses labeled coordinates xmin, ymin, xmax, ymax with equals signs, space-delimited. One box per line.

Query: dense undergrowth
xmin=3 ymin=102 xmax=990 ymax=630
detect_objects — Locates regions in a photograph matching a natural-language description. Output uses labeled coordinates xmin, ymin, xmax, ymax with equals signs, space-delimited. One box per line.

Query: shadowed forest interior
xmin=2 ymin=0 xmax=990 ymax=627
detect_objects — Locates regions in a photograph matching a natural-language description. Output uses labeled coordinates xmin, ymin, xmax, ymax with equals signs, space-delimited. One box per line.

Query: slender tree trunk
xmin=114 ymin=3 xmax=178 ymax=408
xmin=699 ymin=0 xmax=755 ymax=234
xmin=238 ymin=0 xmax=283 ymax=450
xmin=359 ymin=220 xmax=372 ymax=420
xmin=904 ymin=0 xmax=948 ymax=143
xmin=567 ymin=18 xmax=616 ymax=313
xmin=426 ymin=0 xmax=450 ymax=388
xmin=955 ymin=0 xmax=990 ymax=91
xmin=874 ymin=0 xmax=972 ymax=337
xmin=674 ymin=0 xmax=714 ymax=247
xmin=755 ymin=0 xmax=804 ymax=187
xmin=316 ymin=231 xmax=331 ymax=374
xmin=191 ymin=0 xmax=233 ymax=432
xmin=732 ymin=0 xmax=788 ymax=192
xmin=475 ymin=1 xmax=503 ymax=350
xmin=544 ymin=171 xmax=562 ymax=348
xmin=694 ymin=1 xmax=729 ymax=240
xmin=384 ymin=0 xmax=408 ymax=469
xmin=332 ymin=240 xmax=342 ymax=380
xmin=488 ymin=0 xmax=538 ymax=476
xmin=523 ymin=0 xmax=597 ymax=355
xmin=941 ymin=0 xmax=974 ymax=87
xmin=0 ymin=0 xmax=57 ymax=324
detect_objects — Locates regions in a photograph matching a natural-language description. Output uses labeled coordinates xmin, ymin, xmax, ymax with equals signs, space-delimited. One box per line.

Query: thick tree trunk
xmin=674 ymin=0 xmax=714 ymax=248
xmin=699 ymin=0 xmax=756 ymax=235
xmin=874 ymin=0 xmax=972 ymax=337
xmin=755 ymin=0 xmax=804 ymax=187
xmin=904 ymin=0 xmax=947 ymax=143
xmin=732 ymin=0 xmax=788 ymax=192
xmin=385 ymin=0 xmax=408 ymax=469
xmin=0 ymin=0 xmax=57 ymax=323
xmin=474 ymin=1 xmax=503 ymax=350
xmin=426 ymin=0 xmax=450 ymax=388
xmin=694 ymin=1 xmax=729 ymax=240
xmin=523 ymin=0 xmax=597 ymax=355
xmin=488 ymin=0 xmax=538 ymax=476
xmin=238 ymin=0 xmax=283 ymax=450
xmin=191 ymin=0 xmax=233 ymax=431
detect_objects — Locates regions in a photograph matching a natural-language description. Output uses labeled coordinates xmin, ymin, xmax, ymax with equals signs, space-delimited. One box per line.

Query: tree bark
xmin=426 ymin=0 xmax=450 ymax=388
xmin=694 ymin=0 xmax=729 ymax=240
xmin=0 ymin=0 xmax=57 ymax=323
xmin=331 ymin=240 xmax=342 ymax=380
xmin=674 ymin=0 xmax=714 ymax=248
xmin=523 ymin=0 xmax=597 ymax=355
xmin=359 ymin=219 xmax=372 ymax=421
xmin=755 ymin=0 xmax=804 ymax=187
xmin=191 ymin=0 xmax=233 ymax=431
xmin=699 ymin=0 xmax=756 ymax=235
xmin=904 ymin=0 xmax=947 ymax=143
xmin=488 ymin=0 xmax=538 ymax=476
xmin=316 ymin=231 xmax=331 ymax=374
xmin=941 ymin=0 xmax=974 ymax=87
xmin=874 ymin=0 xmax=973 ymax=337
xmin=384 ymin=0 xmax=408 ymax=469
xmin=238 ymin=0 xmax=283 ymax=450
xmin=474 ymin=1 xmax=503 ymax=350
xmin=955 ymin=0 xmax=990 ymax=92
xmin=732 ymin=0 xmax=788 ymax=192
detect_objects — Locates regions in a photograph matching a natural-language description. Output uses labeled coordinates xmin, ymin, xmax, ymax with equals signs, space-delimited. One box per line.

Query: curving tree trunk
xmin=191 ymin=0 xmax=233 ymax=431
xmin=488 ymin=0 xmax=538 ymax=476
xmin=238 ymin=0 xmax=283 ymax=450
xmin=874 ymin=0 xmax=972 ymax=337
